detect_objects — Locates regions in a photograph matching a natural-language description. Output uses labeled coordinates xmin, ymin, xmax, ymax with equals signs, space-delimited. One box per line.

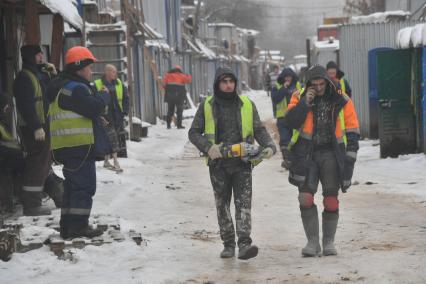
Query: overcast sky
xmin=254 ymin=0 xmax=347 ymax=60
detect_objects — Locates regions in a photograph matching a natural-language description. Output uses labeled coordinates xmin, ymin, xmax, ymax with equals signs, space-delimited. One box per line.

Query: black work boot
xmin=301 ymin=205 xmax=321 ymax=257
xmin=322 ymin=211 xmax=339 ymax=256
xmin=65 ymin=226 xmax=103 ymax=239
xmin=220 ymin=246 xmax=235 ymax=258
xmin=238 ymin=244 xmax=258 ymax=260
xmin=22 ymin=192 xmax=51 ymax=216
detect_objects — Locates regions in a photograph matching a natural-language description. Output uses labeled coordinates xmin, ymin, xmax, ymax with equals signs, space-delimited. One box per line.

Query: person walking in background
xmin=326 ymin=61 xmax=352 ymax=98
xmin=163 ymin=65 xmax=192 ymax=129
xmin=95 ymin=64 xmax=129 ymax=172
xmin=271 ymin=67 xmax=301 ymax=169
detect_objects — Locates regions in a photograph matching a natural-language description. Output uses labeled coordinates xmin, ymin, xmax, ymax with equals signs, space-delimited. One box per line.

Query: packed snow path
xmin=1 ymin=91 xmax=426 ymax=283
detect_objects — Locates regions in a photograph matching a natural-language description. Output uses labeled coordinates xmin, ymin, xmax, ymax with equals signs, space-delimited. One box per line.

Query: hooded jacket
xmin=271 ymin=67 xmax=300 ymax=108
xmin=283 ymin=65 xmax=360 ymax=190
xmin=13 ymin=46 xmax=52 ymax=131
xmin=188 ymin=67 xmax=276 ymax=166
xmin=163 ymin=68 xmax=192 ymax=103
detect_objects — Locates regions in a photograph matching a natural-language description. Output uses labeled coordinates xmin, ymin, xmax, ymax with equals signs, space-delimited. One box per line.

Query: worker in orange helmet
xmin=46 ymin=46 xmax=111 ymax=239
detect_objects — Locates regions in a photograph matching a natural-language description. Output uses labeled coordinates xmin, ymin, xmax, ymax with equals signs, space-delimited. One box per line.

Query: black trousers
xmin=166 ymin=99 xmax=184 ymax=127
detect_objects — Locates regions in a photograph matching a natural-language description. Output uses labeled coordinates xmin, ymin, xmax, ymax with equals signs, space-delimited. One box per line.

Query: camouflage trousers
xmin=209 ymin=163 xmax=252 ymax=248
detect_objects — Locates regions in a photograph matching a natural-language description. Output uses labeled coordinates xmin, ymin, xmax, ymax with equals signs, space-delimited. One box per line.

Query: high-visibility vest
xmin=0 ymin=122 xmax=20 ymax=150
xmin=94 ymin=78 xmax=124 ymax=111
xmin=288 ymin=91 xmax=347 ymax=150
xmin=275 ymin=81 xmax=302 ymax=118
xmin=49 ymin=82 xmax=94 ymax=150
xmin=17 ymin=69 xmax=45 ymax=126
xmin=339 ymin=78 xmax=346 ymax=94
xmin=204 ymin=95 xmax=254 ymax=164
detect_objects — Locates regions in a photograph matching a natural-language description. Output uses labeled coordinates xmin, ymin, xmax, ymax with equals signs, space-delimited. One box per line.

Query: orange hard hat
xmin=65 ymin=46 xmax=97 ymax=65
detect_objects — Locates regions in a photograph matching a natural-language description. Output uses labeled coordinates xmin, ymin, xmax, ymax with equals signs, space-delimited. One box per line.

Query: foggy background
xmin=255 ymin=0 xmax=346 ymax=58
xmin=204 ymin=0 xmax=347 ymax=60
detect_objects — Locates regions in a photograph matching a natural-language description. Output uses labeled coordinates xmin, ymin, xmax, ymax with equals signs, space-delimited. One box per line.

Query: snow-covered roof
xmin=313 ymin=39 xmax=339 ymax=50
xmin=145 ymin=40 xmax=171 ymax=51
xmin=350 ymin=11 xmax=410 ymax=24
xmin=82 ymin=0 xmax=97 ymax=5
xmin=318 ymin=24 xmax=339 ymax=29
xmin=186 ymin=39 xmax=203 ymax=54
xmin=397 ymin=23 xmax=426 ymax=49
xmin=237 ymin=28 xmax=260 ymax=37
xmin=239 ymin=55 xmax=250 ymax=62
xmin=195 ymin=39 xmax=216 ymax=59
xmin=260 ymin=50 xmax=281 ymax=55
xmin=143 ymin=23 xmax=164 ymax=40
xmin=208 ymin=23 xmax=236 ymax=28
xmin=85 ymin=21 xmax=126 ymax=33
xmin=258 ymin=55 xmax=285 ymax=62
xmin=40 ymin=0 xmax=83 ymax=30
xmin=294 ymin=54 xmax=307 ymax=59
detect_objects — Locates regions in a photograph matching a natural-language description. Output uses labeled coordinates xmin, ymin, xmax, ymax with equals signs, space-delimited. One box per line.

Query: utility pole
xmin=192 ymin=0 xmax=202 ymax=39
xmin=121 ymin=0 xmax=135 ymax=139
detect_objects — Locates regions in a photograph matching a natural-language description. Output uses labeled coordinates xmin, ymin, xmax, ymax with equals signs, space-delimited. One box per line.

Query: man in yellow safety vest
xmin=189 ymin=67 xmax=276 ymax=260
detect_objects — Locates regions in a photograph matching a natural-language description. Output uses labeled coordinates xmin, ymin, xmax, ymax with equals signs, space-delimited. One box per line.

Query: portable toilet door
xmin=376 ymin=49 xmax=416 ymax=158
xmin=368 ymin=48 xmax=393 ymax=139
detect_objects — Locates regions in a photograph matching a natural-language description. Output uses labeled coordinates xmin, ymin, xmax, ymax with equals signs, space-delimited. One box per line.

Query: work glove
xmin=207 ymin=144 xmax=222 ymax=160
xmin=34 ymin=128 xmax=45 ymax=141
xmin=341 ymin=153 xmax=356 ymax=193
xmin=248 ymin=147 xmax=274 ymax=166
xmin=260 ymin=147 xmax=274 ymax=159
xmin=304 ymin=87 xmax=316 ymax=105
xmin=45 ymin=63 xmax=57 ymax=75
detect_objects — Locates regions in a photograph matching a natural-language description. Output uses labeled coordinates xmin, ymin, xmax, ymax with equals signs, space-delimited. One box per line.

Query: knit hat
xmin=20 ymin=45 xmax=42 ymax=65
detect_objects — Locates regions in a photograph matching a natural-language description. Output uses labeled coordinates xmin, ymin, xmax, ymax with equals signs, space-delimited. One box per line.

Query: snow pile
xmin=397 ymin=27 xmax=414 ymax=48
xmin=396 ymin=23 xmax=426 ymax=49
xmin=350 ymin=10 xmax=411 ymax=24
xmin=354 ymin=140 xmax=426 ymax=199
xmin=40 ymin=0 xmax=83 ymax=29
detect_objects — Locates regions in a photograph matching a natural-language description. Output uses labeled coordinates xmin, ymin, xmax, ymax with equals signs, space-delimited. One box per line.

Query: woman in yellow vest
xmin=189 ymin=67 xmax=276 ymax=260
xmin=47 ymin=46 xmax=110 ymax=239
xmin=94 ymin=64 xmax=129 ymax=172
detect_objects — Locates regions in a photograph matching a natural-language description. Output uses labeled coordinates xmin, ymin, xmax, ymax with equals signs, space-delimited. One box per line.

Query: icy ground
xmin=1 ymin=91 xmax=425 ymax=283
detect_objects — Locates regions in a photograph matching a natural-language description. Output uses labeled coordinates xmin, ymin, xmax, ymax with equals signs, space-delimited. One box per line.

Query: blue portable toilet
xmin=368 ymin=47 xmax=393 ymax=139
xmin=423 ymin=46 xmax=426 ymax=153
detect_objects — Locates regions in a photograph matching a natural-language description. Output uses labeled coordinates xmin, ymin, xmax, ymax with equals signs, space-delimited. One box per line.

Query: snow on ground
xmin=1 ymin=90 xmax=425 ymax=283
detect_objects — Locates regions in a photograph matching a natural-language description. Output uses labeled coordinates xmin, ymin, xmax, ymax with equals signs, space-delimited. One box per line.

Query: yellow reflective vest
xmin=49 ymin=82 xmax=94 ymax=150
xmin=94 ymin=78 xmax=124 ymax=111
xmin=17 ymin=69 xmax=45 ymax=126
xmin=275 ymin=81 xmax=302 ymax=118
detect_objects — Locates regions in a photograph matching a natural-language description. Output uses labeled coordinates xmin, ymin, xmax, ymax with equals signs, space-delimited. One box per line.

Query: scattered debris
xmin=1 ymin=214 xmax=144 ymax=261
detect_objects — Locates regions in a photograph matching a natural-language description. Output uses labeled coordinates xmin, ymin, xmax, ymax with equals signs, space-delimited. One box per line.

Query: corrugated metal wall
xmin=142 ymin=0 xmax=167 ymax=38
xmin=339 ymin=21 xmax=420 ymax=137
